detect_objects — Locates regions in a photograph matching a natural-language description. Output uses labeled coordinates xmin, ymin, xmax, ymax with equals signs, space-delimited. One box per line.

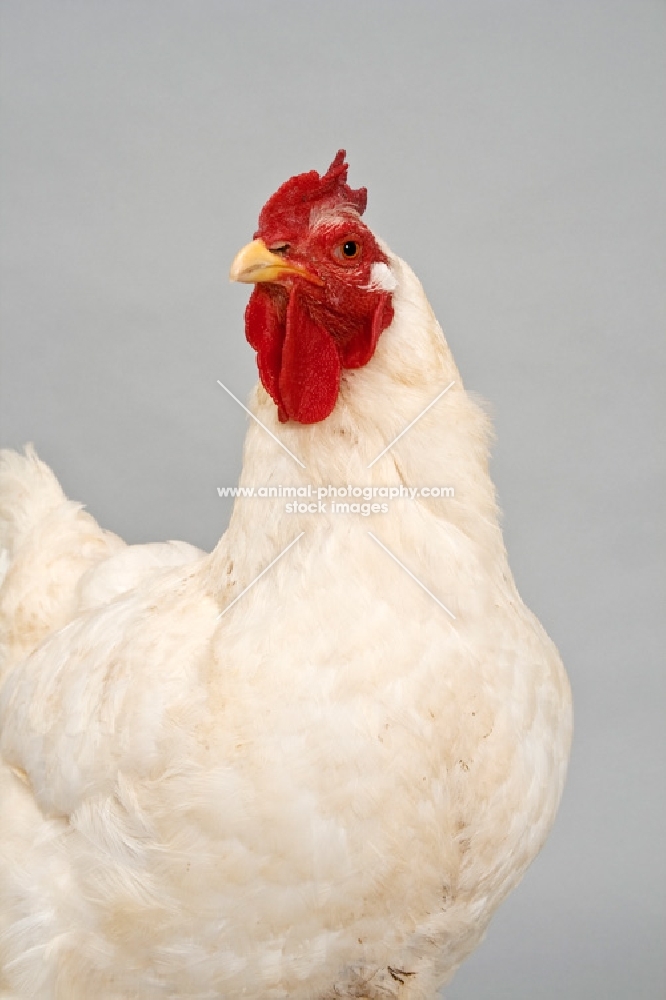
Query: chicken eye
xmin=333 ymin=239 xmax=362 ymax=264
xmin=269 ymin=243 xmax=290 ymax=256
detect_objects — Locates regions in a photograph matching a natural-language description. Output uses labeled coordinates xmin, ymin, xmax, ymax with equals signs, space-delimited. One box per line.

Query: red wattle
xmin=245 ymin=288 xmax=284 ymax=408
xmin=245 ymin=287 xmax=394 ymax=425
xmin=279 ymin=291 xmax=341 ymax=424
xmin=339 ymin=293 xmax=394 ymax=369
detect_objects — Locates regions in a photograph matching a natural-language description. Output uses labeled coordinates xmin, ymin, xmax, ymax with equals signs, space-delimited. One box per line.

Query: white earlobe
xmin=367 ymin=261 xmax=398 ymax=292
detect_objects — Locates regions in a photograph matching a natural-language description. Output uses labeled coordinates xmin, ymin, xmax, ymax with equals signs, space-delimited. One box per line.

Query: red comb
xmin=256 ymin=150 xmax=367 ymax=241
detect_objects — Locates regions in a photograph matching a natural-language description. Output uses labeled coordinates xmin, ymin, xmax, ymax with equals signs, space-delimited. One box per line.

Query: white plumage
xmin=0 ymin=164 xmax=572 ymax=999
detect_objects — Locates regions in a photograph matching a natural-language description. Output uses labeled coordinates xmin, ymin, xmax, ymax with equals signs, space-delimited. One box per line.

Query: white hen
xmin=0 ymin=151 xmax=572 ymax=999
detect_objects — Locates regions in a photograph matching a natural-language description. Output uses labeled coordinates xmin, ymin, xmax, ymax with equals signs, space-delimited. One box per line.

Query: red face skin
xmin=244 ymin=154 xmax=395 ymax=424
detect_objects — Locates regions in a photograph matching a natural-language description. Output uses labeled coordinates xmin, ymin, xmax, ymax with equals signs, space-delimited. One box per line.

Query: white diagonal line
xmin=367 ymin=380 xmax=455 ymax=469
xmin=367 ymin=531 xmax=456 ymax=619
xmin=217 ymin=380 xmax=306 ymax=469
xmin=217 ymin=531 xmax=305 ymax=619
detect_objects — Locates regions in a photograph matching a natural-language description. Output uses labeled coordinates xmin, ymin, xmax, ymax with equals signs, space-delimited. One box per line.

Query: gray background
xmin=1 ymin=1 xmax=664 ymax=996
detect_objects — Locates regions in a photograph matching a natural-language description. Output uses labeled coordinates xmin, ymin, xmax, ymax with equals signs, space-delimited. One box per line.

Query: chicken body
xmin=0 ymin=248 xmax=572 ymax=996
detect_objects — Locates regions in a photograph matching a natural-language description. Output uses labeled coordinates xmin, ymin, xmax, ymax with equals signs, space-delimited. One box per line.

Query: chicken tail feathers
xmin=0 ymin=446 xmax=124 ymax=671
xmin=0 ymin=445 xmax=68 ymax=562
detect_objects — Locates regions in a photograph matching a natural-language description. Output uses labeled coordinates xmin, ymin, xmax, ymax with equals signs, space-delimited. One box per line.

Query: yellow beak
xmin=229 ymin=239 xmax=323 ymax=285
